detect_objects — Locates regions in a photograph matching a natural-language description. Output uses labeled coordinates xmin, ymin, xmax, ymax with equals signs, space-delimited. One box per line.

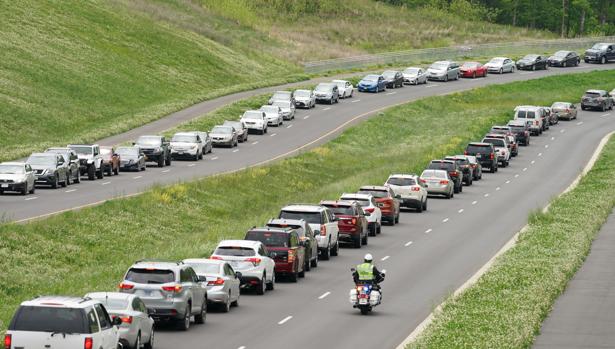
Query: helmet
xmin=364 ymin=253 xmax=373 ymax=262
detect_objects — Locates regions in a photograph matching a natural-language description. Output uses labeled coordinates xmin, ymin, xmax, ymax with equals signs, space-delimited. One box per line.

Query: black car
xmin=26 ymin=153 xmax=69 ymax=189
xmin=117 ymin=146 xmax=146 ymax=171
xmin=584 ymin=42 xmax=615 ymax=64
xmin=548 ymin=50 xmax=580 ymax=67
xmin=382 ymin=70 xmax=404 ymax=88
xmin=465 ymin=142 xmax=498 ymax=173
xmin=444 ymin=156 xmax=473 ymax=186
xmin=516 ymin=54 xmax=548 ymax=71
xmin=427 ymin=160 xmax=463 ymax=193
xmin=134 ymin=135 xmax=171 ymax=167
xmin=507 ymin=120 xmax=531 ymax=146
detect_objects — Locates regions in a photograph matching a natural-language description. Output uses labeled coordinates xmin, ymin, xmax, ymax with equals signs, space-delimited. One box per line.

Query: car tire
xmin=601 ymin=56 xmax=606 ymax=64
xmin=446 ymin=191 xmax=452 ymax=199
xmin=423 ymin=199 xmax=428 ymax=211
xmin=194 ymin=300 xmax=206 ymax=324
xmin=165 ymin=154 xmax=172 ymax=166
xmin=311 ymin=255 xmax=318 ymax=268
xmin=266 ymin=273 xmax=275 ymax=291
xmin=177 ymin=306 xmax=191 ymax=331
xmin=320 ymin=243 xmax=330 ymax=260
xmin=97 ymin=167 xmax=104 ymax=179
xmin=143 ymin=329 xmax=154 ymax=349
xmin=499 ymin=68 xmax=503 ymax=74
xmin=444 ymin=75 xmax=448 ymax=82
xmin=377 ymin=223 xmax=382 ymax=234
xmin=331 ymin=240 xmax=339 ymax=256
xmin=453 ymin=183 xmax=460 ymax=193
xmin=222 ymin=294 xmax=231 ymax=313
xmin=74 ymin=171 xmax=81 ymax=183
xmin=29 ymin=184 xmax=35 ymax=194
xmin=532 ymin=65 xmax=536 ymax=71
xmin=132 ymin=334 xmax=141 ymax=349
xmin=256 ymin=275 xmax=266 ymax=295
xmin=416 ymin=201 xmax=423 ymax=213
xmin=305 ymin=258 xmax=311 ymax=272
xmin=65 ymin=172 xmax=71 ymax=186
xmin=353 ymin=236 xmax=362 ymax=249
xmin=157 ymin=156 xmax=164 ymax=167
xmin=602 ymin=104 xmax=607 ymax=112
xmin=87 ymin=165 xmax=96 ymax=180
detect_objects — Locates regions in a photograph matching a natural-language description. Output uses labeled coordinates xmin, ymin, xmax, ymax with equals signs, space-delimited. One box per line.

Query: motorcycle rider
xmin=353 ymin=253 xmax=385 ymax=288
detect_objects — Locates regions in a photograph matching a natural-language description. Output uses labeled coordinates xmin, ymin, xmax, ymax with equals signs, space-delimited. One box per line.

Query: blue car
xmin=357 ymin=74 xmax=386 ymax=93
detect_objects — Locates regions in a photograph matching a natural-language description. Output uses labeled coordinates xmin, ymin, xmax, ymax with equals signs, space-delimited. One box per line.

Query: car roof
xmin=421 ymin=169 xmax=448 ymax=176
xmin=359 ymin=185 xmax=388 ymax=191
xmin=183 ymin=258 xmax=225 ymax=266
xmin=430 ymin=159 xmax=454 ymax=164
xmin=320 ymin=200 xmax=355 ymax=207
xmin=21 ymin=296 xmax=99 ymax=308
xmin=433 ymin=60 xmax=451 ymax=64
xmin=332 ymin=79 xmax=348 ymax=83
xmin=281 ymin=204 xmax=324 ymax=212
xmin=444 ymin=155 xmax=468 ymax=160
xmin=586 ymin=89 xmax=606 ymax=93
xmin=1 ymin=162 xmax=26 ymax=166
xmin=340 ymin=193 xmax=372 ymax=200
xmin=468 ymin=142 xmax=492 ymax=146
xmin=485 ymin=133 xmax=506 ymax=138
xmin=47 ymin=147 xmax=71 ymax=151
xmin=492 ymin=56 xmax=509 ymax=60
xmin=217 ymin=239 xmax=261 ymax=248
xmin=491 ymin=125 xmax=511 ymax=129
xmin=267 ymin=218 xmax=306 ymax=227
xmin=68 ymin=144 xmax=98 ymax=146
xmin=85 ymin=292 xmax=134 ymax=302
xmin=130 ymin=260 xmax=182 ymax=269
xmin=29 ymin=152 xmax=56 ymax=157
xmin=249 ymin=226 xmax=295 ymax=234
xmin=173 ymin=132 xmax=197 ymax=136
xmin=273 ymin=90 xmax=291 ymax=94
xmin=514 ymin=105 xmax=540 ymax=110
xmin=388 ymin=174 xmax=418 ymax=179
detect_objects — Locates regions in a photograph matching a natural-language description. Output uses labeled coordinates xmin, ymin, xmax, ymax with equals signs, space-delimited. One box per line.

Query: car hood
xmin=517 ymin=59 xmax=533 ymax=64
xmin=314 ymin=90 xmax=332 ymax=94
xmin=0 ymin=173 xmax=27 ymax=181
xmin=427 ymin=68 xmax=445 ymax=74
xmin=210 ymin=133 xmax=232 ymax=138
xmin=403 ymin=73 xmax=418 ymax=78
xmin=29 ymin=164 xmax=54 ymax=171
xmin=359 ymin=80 xmax=377 ymax=85
xmin=548 ymin=56 xmax=563 ymax=60
xmin=278 ymin=107 xmax=291 ymax=112
xmin=485 ymin=62 xmax=502 ymax=67
xmin=170 ymin=141 xmax=197 ymax=147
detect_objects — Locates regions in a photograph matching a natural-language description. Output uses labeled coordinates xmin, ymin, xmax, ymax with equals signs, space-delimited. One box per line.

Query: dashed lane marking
xmin=458 ymin=209 xmax=464 ymax=213
xmin=303 ymin=115 xmax=310 ymax=119
xmin=252 ymin=141 xmax=259 ymax=145
xmin=278 ymin=316 xmax=293 ymax=325
xmin=425 ymin=228 xmax=432 ymax=234
xmin=405 ymin=241 xmax=414 ymax=247
xmin=472 ymin=200 xmax=478 ymax=205
xmin=577 ymin=121 xmax=584 ymax=125
xmin=351 ymin=99 xmax=361 ymax=103
xmin=65 ymin=189 xmax=77 ymax=193
xmin=24 ymin=196 xmax=38 ymax=201
xmin=381 ymin=256 xmax=390 ymax=261
xmin=211 ymin=157 xmax=219 ymax=160
xmin=318 ymin=292 xmax=331 ymax=300
xmin=287 ymin=124 xmax=293 ymax=129
xmin=484 ymin=193 xmax=490 ymax=197
xmin=523 ymin=168 xmax=528 ymax=172
xmin=496 ymin=187 xmax=501 ymax=191
xmin=233 ymin=149 xmax=239 ymax=153
xmin=442 ymin=218 xmax=449 ymax=223
xmin=270 ymin=133 xmax=277 ymax=137
xmin=162 ymin=169 xmax=170 ymax=173
xmin=102 ymin=181 xmax=111 ymax=185
xmin=188 ymin=163 xmax=196 ymax=167
xmin=133 ymin=176 xmax=142 ymax=179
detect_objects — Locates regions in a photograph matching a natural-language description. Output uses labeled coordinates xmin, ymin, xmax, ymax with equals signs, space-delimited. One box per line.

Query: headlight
xmin=191 ymin=145 xmax=198 ymax=149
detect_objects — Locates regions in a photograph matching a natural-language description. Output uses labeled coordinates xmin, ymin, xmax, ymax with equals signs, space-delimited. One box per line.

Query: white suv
xmin=385 ymin=174 xmax=428 ymax=212
xmin=240 ymin=110 xmax=268 ymax=135
xmin=278 ymin=204 xmax=340 ymax=260
xmin=5 ymin=296 xmax=121 ymax=349
xmin=339 ymin=193 xmax=382 ymax=235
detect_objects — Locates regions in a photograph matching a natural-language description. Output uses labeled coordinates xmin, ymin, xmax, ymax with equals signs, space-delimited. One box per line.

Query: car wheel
xmin=353 ymin=235 xmax=362 ymax=249
xmin=51 ymin=176 xmax=59 ymax=189
xmin=222 ymin=294 xmax=231 ymax=313
xmin=29 ymin=183 xmax=35 ymax=194
xmin=320 ymin=243 xmax=330 ymax=260
xmin=165 ymin=154 xmax=172 ymax=166
xmin=157 ymin=157 xmax=164 ymax=167
xmin=602 ymin=104 xmax=607 ymax=112
xmin=446 ymin=191 xmax=452 ymax=199
xmin=266 ymin=272 xmax=275 ymax=291
xmin=177 ymin=306 xmax=191 ymax=331
xmin=143 ymin=328 xmax=154 ymax=349
xmin=305 ymin=257 xmax=311 ymax=272
xmin=87 ymin=165 xmax=95 ymax=180
xmin=444 ymin=75 xmax=448 ymax=82
xmin=472 ymin=72 xmax=476 ymax=78
xmin=65 ymin=173 xmax=71 ymax=186
xmin=499 ymin=68 xmax=503 ymax=74
xmin=74 ymin=171 xmax=81 ymax=183
xmin=601 ymin=56 xmax=606 ymax=64
xmin=376 ymin=222 xmax=382 ymax=234
xmin=453 ymin=183 xmax=460 ymax=193
xmin=194 ymin=299 xmax=206 ymax=324
xmin=330 ymin=239 xmax=339 ymax=256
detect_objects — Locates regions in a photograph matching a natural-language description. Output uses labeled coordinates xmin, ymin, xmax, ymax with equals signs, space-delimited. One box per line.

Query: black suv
xmin=507 ymin=120 xmax=531 ymax=146
xmin=135 ymin=135 xmax=172 ymax=167
xmin=465 ymin=142 xmax=498 ymax=173
xmin=427 ymin=160 xmax=463 ymax=193
xmin=444 ymin=156 xmax=473 ymax=186
xmin=584 ymin=42 xmax=615 ymax=64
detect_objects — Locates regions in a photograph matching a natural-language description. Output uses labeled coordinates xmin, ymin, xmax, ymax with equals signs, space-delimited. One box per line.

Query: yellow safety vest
xmin=357 ymin=263 xmax=374 ymax=281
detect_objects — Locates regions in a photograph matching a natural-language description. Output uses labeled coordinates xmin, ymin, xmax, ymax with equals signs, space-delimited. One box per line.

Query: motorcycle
xmin=349 ymin=268 xmax=386 ymax=315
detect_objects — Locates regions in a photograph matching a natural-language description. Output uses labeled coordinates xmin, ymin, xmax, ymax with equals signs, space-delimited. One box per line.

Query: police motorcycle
xmin=349 ymin=267 xmax=386 ymax=315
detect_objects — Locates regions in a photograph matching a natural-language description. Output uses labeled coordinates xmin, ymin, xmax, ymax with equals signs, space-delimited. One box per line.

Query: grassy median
xmin=1 ymin=70 xmax=615 ymax=331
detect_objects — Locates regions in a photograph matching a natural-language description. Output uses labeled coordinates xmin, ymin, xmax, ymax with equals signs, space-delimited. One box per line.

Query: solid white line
xmin=496 ymin=187 xmax=501 ymax=191
xmin=188 ymin=163 xmax=196 ymax=167
xmin=318 ymin=292 xmax=331 ymax=300
xmin=233 ymin=149 xmax=239 ymax=153
xmin=323 ymin=107 xmax=331 ymax=111
xmin=386 ymin=92 xmax=397 ymax=95
xmin=531 ymin=160 xmax=535 ymax=164
xmin=161 ymin=169 xmax=170 ymax=173
xmin=65 ymin=189 xmax=77 ymax=193
xmin=270 ymin=133 xmax=277 ymax=137
xmin=458 ymin=209 xmax=464 ymax=213
xmin=381 ymin=256 xmax=390 ymax=261
xmin=287 ymin=124 xmax=293 ymax=129
xmin=24 ymin=196 xmax=38 ymax=201
xmin=351 ymin=99 xmax=361 ymax=103
xmin=211 ymin=157 xmax=219 ymax=160
xmin=252 ymin=141 xmax=259 ymax=145
xmin=577 ymin=121 xmax=584 ymax=125
xmin=472 ymin=200 xmax=478 ymax=205
xmin=102 ymin=181 xmax=111 ymax=185
xmin=484 ymin=193 xmax=490 ymax=197
xmin=278 ymin=316 xmax=293 ymax=325
xmin=133 ymin=176 xmax=142 ymax=179
xmin=442 ymin=218 xmax=449 ymax=223
xmin=303 ymin=115 xmax=310 ymax=119
xmin=405 ymin=241 xmax=414 ymax=246
xmin=505 ymin=180 xmax=511 ymax=184
xmin=425 ymin=228 xmax=432 ymax=234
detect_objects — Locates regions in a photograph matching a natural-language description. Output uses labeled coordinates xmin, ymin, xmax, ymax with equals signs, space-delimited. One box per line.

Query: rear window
xmin=9 ymin=306 xmax=88 ymax=333
xmin=185 ymin=263 xmax=220 ymax=275
xmin=341 ymin=198 xmax=369 ymax=207
xmin=551 ymin=102 xmax=568 ymax=108
xmin=516 ymin=110 xmax=536 ymax=119
xmin=584 ymin=92 xmax=601 ymax=98
xmin=322 ymin=205 xmax=354 ymax=216
xmin=446 ymin=158 xmax=468 ymax=166
xmin=509 ymin=125 xmax=525 ymax=132
xmin=386 ymin=177 xmax=416 ymax=186
xmin=279 ymin=211 xmax=322 ymax=224
xmin=421 ymin=170 xmax=447 ymax=179
xmin=427 ymin=162 xmax=454 ymax=171
xmin=214 ymin=246 xmax=255 ymax=257
xmin=358 ymin=190 xmax=388 ymax=198
xmin=245 ymin=231 xmax=290 ymax=247
xmin=125 ymin=268 xmax=175 ymax=284
xmin=483 ymin=139 xmax=505 ymax=147
xmin=466 ymin=145 xmax=491 ymax=153
xmin=93 ymin=298 xmax=128 ymax=311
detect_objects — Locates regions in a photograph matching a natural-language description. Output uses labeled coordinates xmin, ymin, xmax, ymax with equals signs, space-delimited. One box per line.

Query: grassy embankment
xmin=2 ymin=70 xmax=614 ymax=332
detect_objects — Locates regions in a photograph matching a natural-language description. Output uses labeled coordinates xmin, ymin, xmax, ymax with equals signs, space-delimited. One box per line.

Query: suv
xmin=26 ymin=152 xmax=69 ymax=189
xmin=134 ymin=135 xmax=172 ymax=167
xmin=489 ymin=127 xmax=519 ymax=156
xmin=427 ymin=160 xmax=463 ymax=193
xmin=444 ymin=156 xmax=474 ymax=186
xmin=482 ymin=136 xmax=510 ymax=167
xmin=170 ymin=132 xmax=204 ymax=160
xmin=244 ymin=227 xmax=306 ymax=282
xmin=551 ymin=102 xmax=577 ymax=121
xmin=266 ymin=218 xmax=318 ymax=270
xmin=314 ymin=83 xmax=339 ymax=104
xmin=320 ymin=200 xmax=368 ymax=248
xmin=100 ymin=146 xmax=120 ymax=176
xmin=465 ymin=142 xmax=498 ymax=173
xmin=339 ymin=193 xmax=382 ymax=236
xmin=5 ymin=296 xmax=121 ymax=349
xmin=485 ymin=132 xmax=518 ymax=157
xmin=358 ymin=185 xmax=401 ymax=223
xmin=584 ymin=42 xmax=615 ymax=64
xmin=45 ymin=147 xmax=81 ymax=184
xmin=514 ymin=106 xmax=544 ymax=135
xmin=506 ymin=120 xmax=531 ymax=146
xmin=68 ymin=144 xmax=105 ymax=180
xmin=279 ymin=204 xmax=340 ymax=260
xmin=581 ymin=90 xmax=614 ymax=111
xmin=240 ymin=110 xmax=268 ymax=135
xmin=384 ymin=174 xmax=428 ymax=212
xmin=119 ymin=260 xmax=207 ymax=331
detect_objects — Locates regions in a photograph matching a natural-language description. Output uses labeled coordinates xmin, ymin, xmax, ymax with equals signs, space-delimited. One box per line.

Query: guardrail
xmin=303 ymin=36 xmax=615 ymax=73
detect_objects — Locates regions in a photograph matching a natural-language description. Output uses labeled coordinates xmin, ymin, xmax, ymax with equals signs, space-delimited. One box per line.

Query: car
xmin=402 ymin=67 xmax=428 ymax=85
xmin=278 ymin=204 xmax=340 ymax=260
xmin=293 ymin=89 xmax=316 ymax=109
xmin=100 ymin=146 xmax=120 ymax=175
xmin=460 ymin=61 xmax=487 ymax=78
xmin=259 ymin=105 xmax=284 ymax=126
xmin=68 ymin=144 xmax=105 ymax=179
xmin=320 ymin=200 xmax=368 ymax=248
xmin=358 ymin=185 xmax=401 ymax=223
xmin=551 ymin=102 xmax=578 ymax=120
xmin=514 ymin=105 xmax=544 ymax=135
xmin=357 ymin=74 xmax=386 ymax=93
xmin=548 ymin=50 xmax=580 ymax=67
xmin=266 ymin=218 xmax=319 ymax=270
xmin=384 ymin=174 xmax=428 ymax=212
xmin=84 ymin=292 xmax=155 ymax=349
xmin=5 ymin=296 xmax=121 ymax=349
xmin=516 ymin=54 xmax=548 ymax=70
xmin=210 ymin=125 xmax=238 ymax=147
xmin=332 ymin=79 xmax=354 ymax=98
xmin=507 ymin=119 xmax=531 ymax=146
xmin=268 ymin=90 xmax=294 ymax=105
xmin=45 ymin=147 xmax=81 ymax=185
xmin=465 ymin=142 xmax=498 ymax=173
xmin=339 ymin=193 xmax=382 ymax=236
xmin=485 ymin=133 xmax=518 ymax=157
xmin=465 ymin=155 xmax=483 ymax=180
xmin=482 ymin=137 xmax=510 ymax=167
xmin=427 ymin=160 xmax=463 ymax=193
xmin=245 ymin=227 xmax=306 ymax=281
xmin=116 ymin=146 xmax=146 ymax=172
xmin=119 ymin=260 xmax=207 ymax=331
xmin=419 ymin=169 xmax=454 ymax=198
xmin=314 ymin=82 xmax=339 ymax=104
xmin=584 ymin=42 xmax=615 ymax=64
xmin=210 ymin=240 xmax=276 ymax=295
xmin=0 ymin=162 xmax=36 ymax=195
xmin=134 ymin=135 xmax=171 ymax=167
xmin=488 ymin=127 xmax=519 ymax=155
xmin=223 ymin=121 xmax=249 ymax=143
xmin=188 ymin=131 xmax=213 ymax=154
xmin=427 ymin=61 xmax=460 ymax=81
xmin=170 ymin=132 xmax=204 ymax=160
xmin=182 ymin=258 xmax=241 ymax=312
xmin=484 ymin=57 xmax=515 ymax=74
xmin=381 ymin=70 xmax=404 ymax=88
xmin=26 ymin=152 xmax=69 ymax=189
xmin=581 ymin=90 xmax=614 ymax=111
xmin=240 ymin=110 xmax=268 ymax=135
xmin=272 ymin=100 xmax=296 ymax=120
xmin=444 ymin=156 xmax=474 ymax=185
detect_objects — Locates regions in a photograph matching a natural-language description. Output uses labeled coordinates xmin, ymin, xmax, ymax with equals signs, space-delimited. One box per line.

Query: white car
xmin=5 ymin=296 xmax=121 ymax=349
xmin=420 ymin=169 xmax=455 ymax=199
xmin=402 ymin=67 xmax=428 ymax=85
xmin=187 ymin=131 xmax=213 ymax=154
xmin=482 ymin=137 xmax=511 ymax=167
xmin=293 ymin=89 xmax=316 ymax=109
xmin=385 ymin=174 xmax=428 ymax=212
xmin=278 ymin=204 xmax=340 ymax=260
xmin=339 ymin=193 xmax=382 ymax=235
xmin=0 ymin=162 xmax=36 ymax=195
xmin=272 ymin=100 xmax=296 ymax=120
xmin=514 ymin=105 xmax=544 ymax=135
xmin=85 ymin=292 xmax=155 ymax=349
xmin=170 ymin=132 xmax=203 ymax=160
xmin=240 ymin=110 xmax=268 ymax=135
xmin=183 ymin=258 xmax=241 ymax=312
xmin=485 ymin=57 xmax=515 ymax=74
xmin=332 ymin=79 xmax=354 ymax=98
xmin=268 ymin=90 xmax=294 ymax=105
xmin=259 ymin=105 xmax=284 ymax=126
xmin=210 ymin=240 xmax=275 ymax=295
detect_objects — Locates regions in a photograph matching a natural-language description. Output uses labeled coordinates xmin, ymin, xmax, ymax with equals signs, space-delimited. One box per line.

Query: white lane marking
xmin=386 ymin=92 xmax=397 ymax=95
xmin=102 ymin=181 xmax=111 ymax=185
xmin=551 ymin=136 xmax=555 ymax=141
xmin=425 ymin=228 xmax=432 ymax=234
xmin=472 ymin=200 xmax=478 ymax=205
xmin=65 ymin=189 xmax=77 ymax=193
xmin=442 ymin=218 xmax=449 ymax=223
xmin=458 ymin=209 xmax=464 ymax=213
xmin=484 ymin=193 xmax=490 ymax=197
xmin=323 ymin=107 xmax=331 ymax=111
xmin=24 ymin=196 xmax=38 ymax=201
xmin=538 ymin=153 xmax=542 ymax=157
xmin=405 ymin=241 xmax=414 ymax=247
xmin=270 ymin=133 xmax=277 ymax=137
xmin=531 ymin=160 xmax=535 ymax=164
xmin=318 ymin=292 xmax=331 ymax=300
xmin=252 ymin=141 xmax=259 ymax=145
xmin=560 ymin=129 xmax=565 ymax=133
xmin=287 ymin=124 xmax=293 ymax=129
xmin=133 ymin=175 xmax=142 ymax=179
xmin=505 ymin=180 xmax=511 ymax=184
xmin=303 ymin=115 xmax=310 ymax=119
xmin=576 ymin=121 xmax=584 ymax=125
xmin=523 ymin=167 xmax=528 ymax=172
xmin=351 ymin=99 xmax=361 ymax=103
xmin=211 ymin=157 xmax=219 ymax=160
xmin=514 ymin=174 xmax=520 ymax=178
xmin=545 ymin=144 xmax=549 ymax=148
xmin=601 ymin=113 xmax=611 ymax=117
xmin=188 ymin=163 xmax=196 ymax=167
xmin=278 ymin=316 xmax=293 ymax=325
xmin=496 ymin=187 xmax=501 ymax=191
xmin=238 ymin=347 xmax=246 ymax=349
xmin=233 ymin=149 xmax=239 ymax=153
xmin=162 ymin=169 xmax=170 ymax=173
xmin=381 ymin=256 xmax=390 ymax=261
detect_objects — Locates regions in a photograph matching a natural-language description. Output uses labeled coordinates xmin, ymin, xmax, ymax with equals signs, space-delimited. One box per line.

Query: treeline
xmin=378 ymin=0 xmax=615 ymax=37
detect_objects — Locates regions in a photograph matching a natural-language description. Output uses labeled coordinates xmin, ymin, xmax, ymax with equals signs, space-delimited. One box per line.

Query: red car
xmin=358 ymin=185 xmax=400 ymax=225
xmin=244 ymin=227 xmax=306 ymax=282
xmin=320 ymin=200 xmax=368 ymax=248
xmin=460 ymin=62 xmax=487 ymax=78
xmin=100 ymin=146 xmax=120 ymax=176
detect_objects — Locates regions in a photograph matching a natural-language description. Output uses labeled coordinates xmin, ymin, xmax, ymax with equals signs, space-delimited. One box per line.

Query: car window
xmin=324 ymin=205 xmax=354 ymax=216
xmin=125 ymin=268 xmax=175 ymax=284
xmin=94 ymin=304 xmax=112 ymax=330
xmin=137 ymin=298 xmax=147 ymax=313
xmin=246 ymin=230 xmax=290 ymax=247
xmin=214 ymin=246 xmax=256 ymax=256
xmin=290 ymin=233 xmax=299 ymax=247
xmin=279 ymin=210 xmax=322 ymax=224
xmin=358 ymin=189 xmax=388 ymax=198
xmin=180 ymin=268 xmax=191 ymax=283
xmin=9 ymin=306 xmax=89 ymax=333
xmin=259 ymin=245 xmax=267 ymax=256
xmin=187 ymin=267 xmax=199 ymax=283
xmin=386 ymin=177 xmax=416 ymax=186
xmin=87 ymin=308 xmax=100 ymax=333
xmin=466 ymin=145 xmax=491 ymax=153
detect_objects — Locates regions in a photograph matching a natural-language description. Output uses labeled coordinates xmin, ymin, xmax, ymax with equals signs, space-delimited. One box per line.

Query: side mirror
xmin=235 ymin=271 xmax=242 ymax=279
xmin=197 ymin=275 xmax=207 ymax=283
xmin=112 ymin=316 xmax=123 ymax=326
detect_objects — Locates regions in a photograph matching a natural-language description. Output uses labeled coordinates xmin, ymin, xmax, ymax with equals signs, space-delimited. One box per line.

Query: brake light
xmin=4 ymin=334 xmax=11 ymax=349
xmin=208 ymin=277 xmax=225 ymax=286
xmin=351 ymin=217 xmax=357 ymax=225
xmin=419 ymin=179 xmax=427 ymax=184
xmin=120 ymin=316 xmax=133 ymax=324
xmin=411 ymin=186 xmax=421 ymax=191
xmin=364 ymin=208 xmax=375 ymax=213
xmin=118 ymin=283 xmax=134 ymax=290
xmin=288 ymin=249 xmax=296 ymax=263
xmin=464 ymin=150 xmax=468 ymax=155
xmin=162 ymin=284 xmax=183 ymax=293
xmin=439 ymin=180 xmax=449 ymax=185
xmin=490 ymin=153 xmax=495 ymax=160
xmin=246 ymin=257 xmax=262 ymax=266
xmin=320 ymin=225 xmax=327 ymax=236
xmin=84 ymin=338 xmax=93 ymax=349
xmin=450 ymin=171 xmax=458 ymax=177
xmin=209 ymin=256 xmax=222 ymax=260
xmin=534 ymin=120 xmax=539 ymax=125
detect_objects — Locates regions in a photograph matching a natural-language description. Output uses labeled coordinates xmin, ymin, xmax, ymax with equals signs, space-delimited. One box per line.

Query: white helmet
xmin=364 ymin=253 xmax=373 ymax=262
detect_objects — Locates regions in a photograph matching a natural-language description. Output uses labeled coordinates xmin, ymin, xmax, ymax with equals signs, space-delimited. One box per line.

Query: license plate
xmin=359 ymin=299 xmax=368 ymax=304
xmin=178 ymin=151 xmax=184 ymax=155
xmin=358 ymin=294 xmax=368 ymax=299
xmin=476 ymin=153 xmax=481 ymax=158
xmin=1 ymin=184 xmax=7 ymax=188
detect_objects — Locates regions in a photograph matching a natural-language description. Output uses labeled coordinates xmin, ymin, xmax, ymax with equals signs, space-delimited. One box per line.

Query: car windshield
xmin=323 ymin=205 xmax=354 ymax=216
xmin=279 ymin=210 xmax=322 ymax=224
xmin=245 ymin=231 xmax=290 ymax=247
xmin=172 ymin=134 xmax=197 ymax=143
xmin=125 ymin=268 xmax=175 ymax=284
xmin=421 ymin=170 xmax=447 ymax=179
xmin=483 ymin=138 xmax=506 ymax=147
xmin=260 ymin=106 xmax=279 ymax=113
xmin=386 ymin=177 xmax=416 ymax=186
xmin=358 ymin=190 xmax=388 ymax=198
xmin=27 ymin=155 xmax=55 ymax=166
xmin=116 ymin=148 xmax=138 ymax=156
xmin=315 ymin=84 xmax=333 ymax=92
xmin=488 ymin=58 xmax=505 ymax=64
xmin=382 ymin=71 xmax=397 ymax=78
xmin=584 ymin=92 xmax=601 ymax=98
xmin=214 ymin=246 xmax=256 ymax=257
xmin=294 ymin=90 xmax=311 ymax=97
xmin=184 ymin=262 xmax=220 ymax=275
xmin=136 ymin=136 xmax=161 ymax=146
xmin=516 ymin=110 xmax=536 ymax=119
xmin=522 ymin=54 xmax=538 ymax=60
xmin=403 ymin=68 xmax=420 ymax=75
xmin=551 ymin=102 xmax=569 ymax=108
xmin=273 ymin=101 xmax=290 ymax=108
xmin=462 ymin=62 xmax=479 ymax=68
xmin=591 ymin=43 xmax=609 ymax=50
xmin=211 ymin=126 xmax=232 ymax=134
xmin=243 ymin=111 xmax=263 ymax=119
xmin=9 ymin=306 xmax=87 ymax=333
xmin=90 ymin=297 xmax=128 ymax=311
xmin=362 ymin=75 xmax=379 ymax=82
xmin=69 ymin=146 xmax=93 ymax=155
xmin=0 ymin=164 xmax=24 ymax=174
xmin=430 ymin=62 xmax=447 ymax=69
xmin=553 ymin=51 xmax=568 ymax=57
xmin=340 ymin=197 xmax=369 ymax=207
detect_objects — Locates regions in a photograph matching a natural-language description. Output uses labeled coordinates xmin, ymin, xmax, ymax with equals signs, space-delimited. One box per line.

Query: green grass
xmin=2 ymin=70 xmax=614 ymax=332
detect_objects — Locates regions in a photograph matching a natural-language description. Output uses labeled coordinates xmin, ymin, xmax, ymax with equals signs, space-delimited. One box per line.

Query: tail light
xmin=381 ymin=201 xmax=391 ymax=208
xmin=464 ymin=150 xmax=468 ymax=155
xmin=84 ymin=338 xmax=93 ymax=349
xmin=411 ymin=186 xmax=421 ymax=191
xmin=161 ymin=284 xmax=183 ymax=293
xmin=364 ymin=208 xmax=375 ymax=213
xmin=246 ymin=257 xmax=262 ymax=266
xmin=208 ymin=277 xmax=225 ymax=286
xmin=470 ymin=164 xmax=477 ymax=168
xmin=120 ymin=316 xmax=133 ymax=324
xmin=439 ymin=180 xmax=449 ymax=185
xmin=288 ymin=249 xmax=296 ymax=263
xmin=118 ymin=283 xmax=134 ymax=290
xmin=450 ymin=171 xmax=459 ymax=177
xmin=419 ymin=178 xmax=427 ymax=184
xmin=534 ymin=120 xmax=539 ymax=125
xmin=351 ymin=217 xmax=357 ymax=225
xmin=4 ymin=334 xmax=11 ymax=349
xmin=489 ymin=153 xmax=495 ymax=160
xmin=210 ymin=256 xmax=222 ymax=260
xmin=320 ymin=225 xmax=327 ymax=236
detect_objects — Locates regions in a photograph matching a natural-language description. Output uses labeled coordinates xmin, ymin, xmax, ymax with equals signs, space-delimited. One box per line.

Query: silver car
xmin=187 ymin=131 xmax=213 ymax=154
xmin=259 ymin=105 xmax=284 ymax=126
xmin=293 ymin=89 xmax=316 ymax=109
xmin=314 ymin=83 xmax=339 ymax=104
xmin=183 ymin=259 xmax=241 ymax=313
xmin=223 ymin=120 xmax=249 ymax=142
xmin=268 ymin=91 xmax=294 ymax=105
xmin=420 ymin=169 xmax=454 ymax=199
xmin=85 ymin=292 xmax=155 ymax=349
xmin=170 ymin=132 xmax=203 ymax=160
xmin=272 ymin=100 xmax=296 ymax=120
xmin=402 ymin=67 xmax=428 ymax=85
xmin=0 ymin=162 xmax=36 ymax=195
xmin=485 ymin=57 xmax=515 ymax=74
xmin=210 ymin=125 xmax=238 ymax=147
xmin=427 ymin=61 xmax=460 ymax=82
